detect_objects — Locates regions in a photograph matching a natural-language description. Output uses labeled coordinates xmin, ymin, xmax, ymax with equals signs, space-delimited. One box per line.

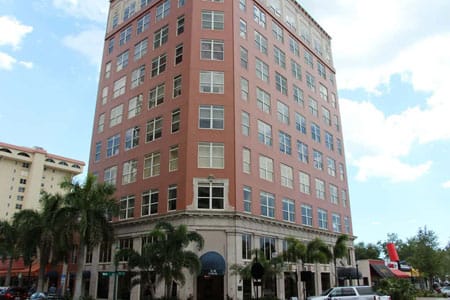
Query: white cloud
xmin=0 ymin=15 xmax=33 ymax=49
xmin=442 ymin=181 xmax=450 ymax=189
xmin=52 ymin=0 xmax=108 ymax=23
xmin=62 ymin=28 xmax=105 ymax=66
xmin=0 ymin=51 xmax=16 ymax=70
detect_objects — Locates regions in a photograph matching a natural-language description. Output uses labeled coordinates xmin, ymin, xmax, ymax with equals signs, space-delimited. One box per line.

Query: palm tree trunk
xmin=73 ymin=242 xmax=86 ymax=300
xmin=38 ymin=248 xmax=48 ymax=292
xmin=5 ymin=257 xmax=13 ymax=287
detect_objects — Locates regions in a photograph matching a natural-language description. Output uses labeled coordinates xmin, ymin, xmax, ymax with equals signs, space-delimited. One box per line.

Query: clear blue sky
xmin=1 ymin=0 xmax=449 ymax=247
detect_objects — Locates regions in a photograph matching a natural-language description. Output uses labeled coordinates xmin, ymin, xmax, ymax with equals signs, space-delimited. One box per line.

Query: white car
xmin=441 ymin=286 xmax=450 ymax=297
xmin=307 ymin=286 xmax=390 ymax=300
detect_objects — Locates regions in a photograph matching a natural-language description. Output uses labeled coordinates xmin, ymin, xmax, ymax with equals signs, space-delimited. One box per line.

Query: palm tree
xmin=333 ymin=234 xmax=349 ymax=286
xmin=60 ymin=173 xmax=118 ymax=300
xmin=13 ymin=192 xmax=71 ymax=292
xmin=305 ymin=238 xmax=332 ymax=296
xmin=0 ymin=220 xmax=21 ymax=287
xmin=283 ymin=237 xmax=307 ymax=298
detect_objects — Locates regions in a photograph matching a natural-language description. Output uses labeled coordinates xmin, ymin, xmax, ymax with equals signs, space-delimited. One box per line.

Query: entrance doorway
xmin=197 ymin=275 xmax=223 ymax=300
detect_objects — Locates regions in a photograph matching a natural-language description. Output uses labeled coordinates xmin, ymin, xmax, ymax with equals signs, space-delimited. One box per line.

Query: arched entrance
xmin=197 ymin=251 xmax=225 ymax=300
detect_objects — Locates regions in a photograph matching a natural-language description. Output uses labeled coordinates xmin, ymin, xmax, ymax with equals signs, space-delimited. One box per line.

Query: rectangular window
xmin=332 ymin=214 xmax=342 ymax=233
xmin=318 ymin=209 xmax=328 ymax=229
xmin=243 ymin=186 xmax=251 ymax=213
xmin=339 ymin=163 xmax=345 ymax=181
xmin=101 ymin=86 xmax=108 ymax=105
xmin=109 ymin=104 xmax=123 ymax=127
xmin=123 ymin=2 xmax=136 ymax=21
xmin=260 ymin=236 xmax=275 ymax=260
xmin=173 ymin=75 xmax=182 ymax=98
xmin=146 ymin=117 xmax=163 ymax=142
xmin=199 ymin=105 xmax=224 ymax=129
xmin=272 ymin=21 xmax=284 ymax=42
xmin=153 ymin=25 xmax=169 ymax=49
xmin=104 ymin=62 xmax=111 ymax=79
xmin=94 ymin=141 xmax=101 ymax=162
xmin=240 ymin=77 xmax=249 ymax=100
xmin=168 ymin=185 xmax=177 ymax=211
xmin=116 ymin=50 xmax=129 ymax=71
xmin=275 ymin=72 xmax=287 ymax=95
xmin=341 ymin=190 xmax=347 ymax=207
xmin=151 ymin=53 xmax=167 ymax=77
xmin=99 ymin=243 xmax=112 ymax=263
xmin=253 ymin=5 xmax=266 ymax=28
xmin=128 ymin=94 xmax=143 ymax=119
xmin=200 ymin=71 xmax=224 ymax=93
xmin=131 ymin=65 xmax=145 ymax=89
xmin=277 ymin=101 xmax=289 ymax=124
xmin=273 ymin=46 xmax=286 ymax=68
xmin=304 ymin=50 xmax=313 ymax=68
xmin=171 ymin=109 xmax=181 ymax=133
xmin=240 ymin=46 xmax=248 ymax=69
xmin=142 ymin=189 xmax=159 ymax=216
xmin=119 ymin=26 xmax=132 ymax=45
xmin=322 ymin=107 xmax=331 ymax=126
xmin=197 ymin=182 xmax=225 ymax=209
xmin=143 ymin=151 xmax=161 ymax=178
xmin=125 ymin=127 xmax=140 ymax=150
xmin=318 ymin=62 xmax=327 ymax=79
xmin=289 ymin=36 xmax=300 ymax=56
xmin=176 ymin=15 xmax=185 ymax=35
xmin=134 ymin=39 xmax=148 ymax=61
xmin=299 ymin=171 xmax=310 ymax=194
xmin=104 ymin=166 xmax=117 ymax=185
xmin=108 ymin=38 xmax=114 ymax=54
xmin=169 ymin=145 xmax=179 ymax=172
xmin=113 ymin=76 xmax=126 ymax=98
xmin=344 ymin=217 xmax=351 ymax=234
xmin=198 ymin=142 xmax=224 ymax=168
xmin=137 ymin=13 xmax=150 ymax=34
xmin=156 ymin=0 xmax=170 ymax=21
xmin=297 ymin=141 xmax=308 ymax=163
xmin=242 ymin=148 xmax=250 ymax=174
xmin=119 ymin=195 xmax=134 ymax=220
xmin=311 ymin=123 xmax=321 ymax=143
xmin=255 ymin=58 xmax=269 ymax=82
xmin=175 ymin=43 xmax=183 ymax=64
xmin=306 ymin=72 xmax=316 ymax=92
xmin=337 ymin=138 xmax=343 ymax=155
xmin=291 ymin=59 xmax=302 ymax=80
xmin=295 ymin=112 xmax=307 ymax=134
xmin=301 ymin=204 xmax=312 ymax=226
xmin=254 ymin=31 xmax=268 ymax=54
xmin=279 ymin=131 xmax=292 ymax=155
xmin=319 ymin=84 xmax=328 ymax=102
xmin=239 ymin=0 xmax=246 ymax=11
xmin=122 ymin=160 xmax=137 ymax=184
xmin=257 ymin=120 xmax=272 ymax=146
xmin=280 ymin=164 xmax=293 ymax=188
xmin=239 ymin=19 xmax=247 ymax=39
xmin=282 ymin=198 xmax=295 ymax=222
xmin=259 ymin=155 xmax=273 ymax=182
xmin=309 ymin=97 xmax=318 ymax=117
xmin=260 ymin=191 xmax=275 ymax=218
xmin=327 ymin=157 xmax=336 ymax=177
xmin=201 ymin=10 xmax=224 ymax=30
xmin=149 ymin=83 xmax=165 ymax=109
xmin=334 ymin=115 xmax=340 ymax=131
xmin=293 ymin=85 xmax=304 ymax=106
xmin=315 ymin=178 xmax=325 ymax=200
xmin=201 ymin=39 xmax=224 ymax=61
xmin=242 ymin=233 xmax=252 ymax=260
xmin=256 ymin=87 xmax=271 ymax=113
xmin=313 ymin=150 xmax=323 ymax=170
xmin=241 ymin=111 xmax=250 ymax=136
xmin=330 ymin=184 xmax=338 ymax=204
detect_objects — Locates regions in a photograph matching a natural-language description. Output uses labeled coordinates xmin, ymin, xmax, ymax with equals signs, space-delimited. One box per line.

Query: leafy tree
xmin=333 ymin=235 xmax=349 ymax=284
xmin=374 ymin=277 xmax=416 ymax=300
xmin=306 ymin=238 xmax=332 ymax=264
xmin=60 ymin=173 xmax=118 ymax=300
xmin=0 ymin=221 xmax=21 ymax=286
xmin=355 ymin=242 xmax=381 ymax=260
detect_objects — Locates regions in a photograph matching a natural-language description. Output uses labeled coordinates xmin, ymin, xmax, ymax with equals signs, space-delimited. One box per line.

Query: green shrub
xmin=374 ymin=278 xmax=416 ymax=300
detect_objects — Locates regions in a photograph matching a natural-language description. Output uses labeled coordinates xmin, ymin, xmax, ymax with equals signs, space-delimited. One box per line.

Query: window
xmin=313 ymin=150 xmax=323 ymax=170
xmin=254 ymin=31 xmax=268 ymax=54
xmin=242 ymin=233 xmax=252 ymax=260
xmin=175 ymin=44 xmax=183 ymax=64
xmin=104 ymin=61 xmax=111 ymax=79
xmin=123 ymin=2 xmax=136 ymax=21
xmin=299 ymin=171 xmax=310 ymax=194
xmin=277 ymin=101 xmax=289 ymax=124
xmin=318 ymin=61 xmax=326 ymax=79
xmin=168 ymin=185 xmax=177 ymax=211
xmin=145 ymin=116 xmax=163 ymax=142
xmin=330 ymin=184 xmax=338 ymax=204
xmin=99 ymin=242 xmax=112 ymax=263
xmin=151 ymin=53 xmax=167 ymax=77
xmin=176 ymin=15 xmax=185 ymax=35
xmin=134 ymin=39 xmax=148 ymax=61
xmin=149 ymin=83 xmax=165 ymax=109
xmin=156 ymin=0 xmax=170 ymax=21
xmin=259 ymin=155 xmax=273 ymax=182
xmin=291 ymin=60 xmax=302 ymax=81
xmin=104 ymin=166 xmax=117 ymax=185
xmin=255 ymin=58 xmax=269 ymax=82
xmin=125 ymin=127 xmax=140 ymax=150
xmin=243 ymin=186 xmax=251 ymax=213
xmin=256 ymin=87 xmax=271 ymax=113
xmin=319 ymin=84 xmax=328 ymax=102
xmin=240 ymin=77 xmax=249 ymax=100
xmin=242 ymin=148 xmax=250 ymax=174
xmin=112 ymin=13 xmax=118 ymax=30
xmin=304 ymin=50 xmax=313 ymax=68
xmin=171 ymin=109 xmax=180 ymax=133
xmin=128 ymin=94 xmax=143 ymax=119
xmin=239 ymin=0 xmax=246 ymax=11
xmin=131 ymin=65 xmax=145 ymax=89
xmin=113 ymin=76 xmax=126 ymax=98
xmin=260 ymin=191 xmax=274 ymax=218
xmin=201 ymin=39 xmax=224 ymax=60
xmin=101 ymin=87 xmax=108 ymax=105
xmin=325 ymin=132 xmax=334 ymax=151
xmin=297 ymin=141 xmax=308 ymax=163
xmin=108 ymin=38 xmax=114 ymax=54
xmin=341 ymin=190 xmax=347 ymax=207
xmin=275 ymin=72 xmax=287 ymax=95
xmin=289 ymin=36 xmax=300 ymax=56
xmin=200 ymin=71 xmax=224 ymax=93
xmin=280 ymin=164 xmax=293 ymax=188
xmin=122 ymin=160 xmax=137 ymax=184
xmin=260 ymin=236 xmax=276 ymax=260
xmin=315 ymin=178 xmax=325 ymax=200
xmin=197 ymin=182 xmax=225 ymax=209
xmin=283 ymin=198 xmax=295 ymax=222
xmin=198 ymin=142 xmax=224 ymax=168
xmin=240 ymin=46 xmax=248 ymax=69
xmin=241 ymin=111 xmax=250 ymax=136
xmin=306 ymin=72 xmax=316 ymax=92
xmin=327 ymin=157 xmax=336 ymax=177
xmin=311 ymin=123 xmax=321 ymax=143
xmin=309 ymin=97 xmax=318 ymax=117
xmin=173 ymin=75 xmax=182 ymax=97
xmin=293 ymin=85 xmax=304 ymax=106
xmin=334 ymin=115 xmax=340 ymax=131
xmin=279 ymin=131 xmax=292 ymax=155
xmin=318 ymin=209 xmax=328 ymax=229
xmin=344 ymin=217 xmax=350 ymax=234
xmin=137 ymin=13 xmax=150 ymax=34
xmin=272 ymin=21 xmax=284 ymax=42
xmin=153 ymin=25 xmax=169 ymax=49
xmin=322 ymin=107 xmax=331 ymax=126
xmin=339 ymin=163 xmax=345 ymax=181
xmin=143 ymin=151 xmax=160 ymax=178
xmin=94 ymin=142 xmax=101 ymax=162
xmin=169 ymin=145 xmax=179 ymax=172
xmin=253 ymin=5 xmax=266 ymax=28
xmin=178 ymin=0 xmax=185 ymax=7
xmin=110 ymin=104 xmax=123 ymax=127
xmin=257 ymin=120 xmax=272 ymax=146
xmin=332 ymin=214 xmax=341 ymax=233
xmin=301 ymin=204 xmax=312 ymax=226
xmin=18 ymin=187 xmax=25 ymax=193
xmin=273 ymin=47 xmax=286 ymax=68
xmin=337 ymin=138 xmax=343 ymax=155
xmin=119 ymin=195 xmax=134 ymax=219
xmin=295 ymin=112 xmax=306 ymax=134
xmin=98 ymin=114 xmax=105 ymax=133
xmin=201 ymin=10 xmax=224 ymax=30
xmin=119 ymin=26 xmax=132 ymax=45
xmin=142 ymin=189 xmax=159 ymax=216
xmin=239 ymin=19 xmax=247 ymax=39
xmin=331 ymin=93 xmax=337 ymax=108
xmin=199 ymin=105 xmax=224 ymax=129
xmin=116 ymin=51 xmax=129 ymax=71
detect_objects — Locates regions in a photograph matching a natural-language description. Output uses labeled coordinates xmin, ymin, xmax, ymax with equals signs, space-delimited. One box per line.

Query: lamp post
xmin=355 ymin=262 xmax=359 ymax=286
xmin=113 ymin=245 xmax=119 ymax=300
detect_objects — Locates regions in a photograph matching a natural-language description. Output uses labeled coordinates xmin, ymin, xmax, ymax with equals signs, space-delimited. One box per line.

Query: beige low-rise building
xmin=0 ymin=142 xmax=84 ymax=220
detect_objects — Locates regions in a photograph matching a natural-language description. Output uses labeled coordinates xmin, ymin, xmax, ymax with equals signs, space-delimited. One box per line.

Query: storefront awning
xmin=370 ymin=263 xmax=394 ymax=278
xmin=200 ymin=251 xmax=226 ymax=276
xmin=337 ymin=267 xmax=361 ymax=279
xmin=390 ymin=268 xmax=410 ymax=278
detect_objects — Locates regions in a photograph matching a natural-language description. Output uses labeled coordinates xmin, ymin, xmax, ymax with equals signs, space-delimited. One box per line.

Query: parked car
xmin=441 ymin=286 xmax=450 ymax=297
xmin=0 ymin=287 xmax=28 ymax=300
xmin=307 ymin=286 xmax=390 ymax=300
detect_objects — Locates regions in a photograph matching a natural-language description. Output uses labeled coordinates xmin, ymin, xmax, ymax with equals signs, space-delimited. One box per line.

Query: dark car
xmin=0 ymin=287 xmax=28 ymax=300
